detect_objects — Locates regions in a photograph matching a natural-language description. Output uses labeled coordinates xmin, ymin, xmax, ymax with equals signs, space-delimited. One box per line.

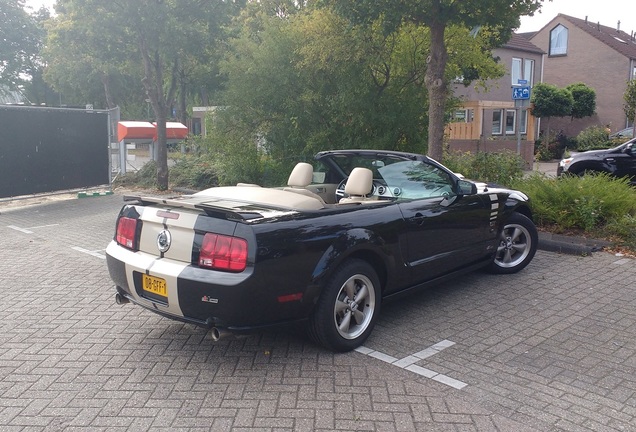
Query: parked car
xmin=106 ymin=149 xmax=538 ymax=351
xmin=557 ymin=139 xmax=636 ymax=185
xmin=609 ymin=127 xmax=634 ymax=140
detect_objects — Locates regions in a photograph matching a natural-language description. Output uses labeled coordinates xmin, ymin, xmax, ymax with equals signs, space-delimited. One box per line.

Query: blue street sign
xmin=512 ymin=86 xmax=531 ymax=100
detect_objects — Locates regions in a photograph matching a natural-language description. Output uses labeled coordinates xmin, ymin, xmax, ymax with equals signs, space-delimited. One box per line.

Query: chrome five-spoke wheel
xmin=334 ymin=274 xmax=376 ymax=340
xmin=308 ymin=259 xmax=381 ymax=351
xmin=489 ymin=213 xmax=538 ymax=274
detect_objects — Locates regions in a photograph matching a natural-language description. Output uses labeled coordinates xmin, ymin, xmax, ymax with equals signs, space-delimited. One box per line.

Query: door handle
xmin=409 ymin=212 xmax=426 ymax=225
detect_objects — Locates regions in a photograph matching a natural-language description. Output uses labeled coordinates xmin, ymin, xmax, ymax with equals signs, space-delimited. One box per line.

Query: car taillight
xmin=199 ymin=233 xmax=248 ymax=272
xmin=116 ymin=216 xmax=140 ymax=250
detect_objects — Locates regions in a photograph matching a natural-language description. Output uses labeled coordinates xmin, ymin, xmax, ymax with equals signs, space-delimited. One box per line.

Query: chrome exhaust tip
xmin=210 ymin=327 xmax=222 ymax=341
xmin=115 ymin=292 xmax=129 ymax=305
xmin=209 ymin=327 xmax=236 ymax=342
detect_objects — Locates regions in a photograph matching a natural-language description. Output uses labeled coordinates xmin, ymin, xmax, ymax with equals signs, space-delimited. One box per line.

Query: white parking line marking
xmin=356 ymin=339 xmax=467 ymax=390
xmin=72 ymin=246 xmax=106 ymax=260
xmin=7 ymin=224 xmax=59 ymax=234
xmin=7 ymin=225 xmax=33 ymax=234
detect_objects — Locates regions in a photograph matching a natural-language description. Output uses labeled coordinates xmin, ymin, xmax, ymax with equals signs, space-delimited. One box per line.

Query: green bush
xmin=113 ymin=160 xmax=159 ymax=189
xmin=534 ymin=137 xmax=559 ymax=161
xmin=576 ymin=126 xmax=611 ymax=151
xmin=169 ymin=155 xmax=218 ymax=189
xmin=442 ymin=151 xmax=524 ymax=186
xmin=534 ymin=131 xmax=574 ymax=161
xmin=511 ymin=172 xmax=636 ymax=232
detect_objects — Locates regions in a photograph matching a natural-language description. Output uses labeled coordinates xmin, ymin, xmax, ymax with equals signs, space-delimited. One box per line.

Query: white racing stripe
xmin=106 ymin=241 xmax=186 ymax=318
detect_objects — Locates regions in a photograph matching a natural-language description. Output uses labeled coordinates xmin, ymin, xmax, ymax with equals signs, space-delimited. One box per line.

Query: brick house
xmin=447 ymin=33 xmax=544 ymax=168
xmin=528 ymin=14 xmax=636 ymax=137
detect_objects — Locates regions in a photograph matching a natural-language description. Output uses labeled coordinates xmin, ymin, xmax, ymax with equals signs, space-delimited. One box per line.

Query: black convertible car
xmin=106 ymin=150 xmax=537 ymax=351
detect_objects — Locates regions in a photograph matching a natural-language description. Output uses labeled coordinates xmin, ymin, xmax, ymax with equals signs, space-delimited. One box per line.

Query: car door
xmin=382 ymin=161 xmax=492 ymax=283
xmin=613 ymin=142 xmax=636 ymax=184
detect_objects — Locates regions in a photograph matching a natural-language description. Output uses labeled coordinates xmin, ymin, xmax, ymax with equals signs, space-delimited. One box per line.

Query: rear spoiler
xmin=122 ymin=195 xmax=283 ymax=221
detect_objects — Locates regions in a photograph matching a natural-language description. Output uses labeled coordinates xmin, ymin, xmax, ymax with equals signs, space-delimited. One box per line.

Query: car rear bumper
xmin=106 ymin=241 xmax=308 ymax=333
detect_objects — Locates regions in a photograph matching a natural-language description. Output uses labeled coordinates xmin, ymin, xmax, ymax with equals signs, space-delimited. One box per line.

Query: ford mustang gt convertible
xmin=106 ymin=149 xmax=537 ymax=351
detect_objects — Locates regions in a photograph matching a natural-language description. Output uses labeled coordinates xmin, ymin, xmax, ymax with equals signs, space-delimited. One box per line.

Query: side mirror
xmin=457 ymin=179 xmax=477 ymax=195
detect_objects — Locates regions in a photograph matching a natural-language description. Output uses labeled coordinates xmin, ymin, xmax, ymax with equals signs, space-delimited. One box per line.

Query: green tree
xmin=217 ymin=10 xmax=431 ymax=165
xmin=0 ymin=0 xmax=43 ymax=92
xmin=531 ymin=82 xmax=573 ymax=141
xmin=624 ymin=79 xmax=636 ymax=137
xmin=43 ymin=5 xmax=143 ymax=109
xmin=567 ymin=82 xmax=596 ymax=119
xmin=43 ymin=0 xmax=243 ymax=189
xmin=320 ymin=0 xmax=544 ymax=161
xmin=211 ymin=5 xmax=505 ymax=183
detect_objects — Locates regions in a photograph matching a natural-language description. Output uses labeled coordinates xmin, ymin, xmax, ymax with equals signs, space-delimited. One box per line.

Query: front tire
xmin=488 ymin=213 xmax=538 ymax=274
xmin=308 ymin=259 xmax=381 ymax=352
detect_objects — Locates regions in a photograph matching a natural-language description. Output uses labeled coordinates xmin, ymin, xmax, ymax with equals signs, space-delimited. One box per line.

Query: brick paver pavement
xmin=0 ymin=193 xmax=634 ymax=431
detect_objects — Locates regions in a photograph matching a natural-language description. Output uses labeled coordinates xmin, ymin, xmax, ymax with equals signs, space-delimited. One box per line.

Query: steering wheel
xmin=335 ymin=178 xmax=384 ymax=201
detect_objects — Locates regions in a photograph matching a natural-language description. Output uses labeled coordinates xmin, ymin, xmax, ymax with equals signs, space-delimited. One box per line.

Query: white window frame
xmin=520 ymin=110 xmax=528 ymax=134
xmin=511 ymin=58 xmax=522 ymax=85
xmin=523 ymin=59 xmax=534 ymax=86
xmin=505 ymin=110 xmax=516 ymax=135
xmin=550 ymin=24 xmax=568 ymax=56
xmin=512 ymin=58 xmax=535 ymax=86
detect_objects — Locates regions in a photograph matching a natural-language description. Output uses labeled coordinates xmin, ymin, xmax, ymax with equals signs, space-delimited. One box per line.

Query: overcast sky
xmin=23 ymin=0 xmax=636 ymax=36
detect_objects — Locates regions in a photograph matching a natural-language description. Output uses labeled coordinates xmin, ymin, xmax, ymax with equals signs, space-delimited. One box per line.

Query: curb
xmin=537 ymin=231 xmax=611 ymax=256
xmin=78 ymin=191 xmax=114 ymax=198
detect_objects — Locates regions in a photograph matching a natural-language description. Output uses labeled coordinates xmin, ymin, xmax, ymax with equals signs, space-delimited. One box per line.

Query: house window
xmin=453 ymin=109 xmax=474 ymax=123
xmin=520 ymin=110 xmax=528 ymax=134
xmin=492 ymin=110 xmax=502 ymax=135
xmin=191 ymin=118 xmax=202 ymax=135
xmin=505 ymin=110 xmax=516 ymax=135
xmin=511 ymin=58 xmax=522 ymax=85
xmin=550 ymin=24 xmax=568 ymax=56
xmin=511 ymin=58 xmax=535 ymax=86
xmin=524 ymin=60 xmax=534 ymax=86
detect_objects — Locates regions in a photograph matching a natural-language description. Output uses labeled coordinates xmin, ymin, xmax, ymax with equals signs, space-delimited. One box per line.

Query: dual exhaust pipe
xmin=115 ymin=292 xmax=234 ymax=342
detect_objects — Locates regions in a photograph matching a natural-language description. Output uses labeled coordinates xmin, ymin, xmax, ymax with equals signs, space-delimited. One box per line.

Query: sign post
xmin=512 ymin=80 xmax=531 ymax=156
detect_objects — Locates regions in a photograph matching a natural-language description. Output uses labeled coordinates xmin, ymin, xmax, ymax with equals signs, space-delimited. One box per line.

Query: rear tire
xmin=308 ymin=259 xmax=381 ymax=352
xmin=488 ymin=213 xmax=538 ymax=274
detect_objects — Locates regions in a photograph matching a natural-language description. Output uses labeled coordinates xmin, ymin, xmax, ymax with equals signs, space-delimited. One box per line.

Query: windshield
xmin=328 ymin=154 xmax=410 ymax=178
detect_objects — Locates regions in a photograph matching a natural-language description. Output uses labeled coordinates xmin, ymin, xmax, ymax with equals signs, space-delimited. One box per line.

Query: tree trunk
xmin=178 ymin=71 xmax=187 ymax=125
xmin=424 ymin=20 xmax=448 ymax=162
xmin=138 ymin=33 xmax=178 ymax=191
xmin=101 ymin=73 xmax=115 ymax=109
xmin=155 ymin=112 xmax=169 ymax=189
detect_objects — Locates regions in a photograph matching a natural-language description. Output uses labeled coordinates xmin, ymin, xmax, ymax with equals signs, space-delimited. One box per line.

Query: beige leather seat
xmin=338 ymin=167 xmax=377 ymax=204
xmin=283 ymin=162 xmax=326 ymax=205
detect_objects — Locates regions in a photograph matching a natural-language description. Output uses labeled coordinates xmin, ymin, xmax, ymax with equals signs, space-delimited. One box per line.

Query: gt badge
xmin=157 ymin=229 xmax=172 ymax=253
xmin=202 ymin=295 xmax=219 ymax=304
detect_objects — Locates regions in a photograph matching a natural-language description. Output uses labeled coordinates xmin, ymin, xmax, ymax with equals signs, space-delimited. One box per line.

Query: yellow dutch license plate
xmin=142 ymin=274 xmax=167 ymax=297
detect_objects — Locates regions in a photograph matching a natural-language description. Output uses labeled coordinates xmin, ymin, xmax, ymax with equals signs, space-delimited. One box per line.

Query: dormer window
xmin=550 ymin=24 xmax=568 ymax=56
